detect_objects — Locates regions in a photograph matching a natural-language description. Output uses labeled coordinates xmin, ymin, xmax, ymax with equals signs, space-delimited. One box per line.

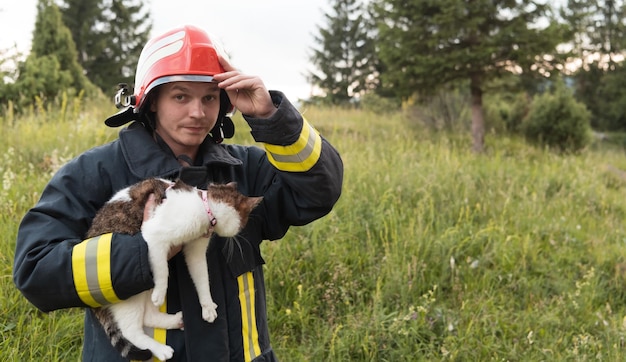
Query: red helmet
xmin=134 ymin=25 xmax=228 ymax=110
xmin=106 ymin=25 xmax=234 ymax=135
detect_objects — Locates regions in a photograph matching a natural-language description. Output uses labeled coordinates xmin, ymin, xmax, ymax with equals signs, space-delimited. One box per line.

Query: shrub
xmin=404 ymin=88 xmax=471 ymax=132
xmin=593 ymin=65 xmax=626 ymax=131
xmin=521 ymin=79 xmax=592 ymax=153
xmin=484 ymin=91 xmax=530 ymax=134
xmin=359 ymin=92 xmax=401 ymax=114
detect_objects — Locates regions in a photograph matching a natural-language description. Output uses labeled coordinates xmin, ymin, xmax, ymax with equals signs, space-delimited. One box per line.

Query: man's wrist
xmin=255 ymin=104 xmax=278 ymax=119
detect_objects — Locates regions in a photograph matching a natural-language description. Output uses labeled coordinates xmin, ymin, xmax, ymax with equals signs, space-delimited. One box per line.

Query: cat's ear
xmin=150 ymin=179 xmax=170 ymax=204
xmin=246 ymin=196 xmax=263 ymax=211
xmin=171 ymin=179 xmax=195 ymax=193
xmin=226 ymin=181 xmax=237 ymax=189
xmin=131 ymin=178 xmax=168 ymax=204
xmin=172 ymin=178 xmax=186 ymax=187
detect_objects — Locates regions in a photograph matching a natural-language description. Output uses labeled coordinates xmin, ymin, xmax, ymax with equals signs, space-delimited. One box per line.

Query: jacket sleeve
xmin=241 ymin=91 xmax=343 ymax=240
xmin=13 ymin=150 xmax=154 ymax=312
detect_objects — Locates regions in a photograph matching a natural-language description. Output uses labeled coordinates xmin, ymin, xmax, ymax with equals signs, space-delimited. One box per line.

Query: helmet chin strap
xmin=209 ymin=124 xmax=223 ymax=144
xmin=209 ymin=116 xmax=235 ymax=144
xmin=209 ymin=89 xmax=235 ymax=144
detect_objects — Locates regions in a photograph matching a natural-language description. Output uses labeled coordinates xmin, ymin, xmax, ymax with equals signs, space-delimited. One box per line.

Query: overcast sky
xmin=0 ymin=0 xmax=332 ymax=102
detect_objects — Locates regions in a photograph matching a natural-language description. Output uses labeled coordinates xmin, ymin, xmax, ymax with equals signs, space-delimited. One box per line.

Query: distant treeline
xmin=2 ymin=0 xmax=626 ymax=147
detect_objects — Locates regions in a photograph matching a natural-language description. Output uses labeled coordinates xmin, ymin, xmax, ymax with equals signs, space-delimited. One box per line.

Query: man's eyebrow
xmin=169 ymin=84 xmax=190 ymax=92
xmin=167 ymin=83 xmax=220 ymax=94
xmin=205 ymin=84 xmax=221 ymax=92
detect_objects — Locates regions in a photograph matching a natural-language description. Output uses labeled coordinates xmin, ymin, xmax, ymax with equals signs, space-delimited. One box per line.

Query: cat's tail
xmin=94 ymin=307 xmax=153 ymax=361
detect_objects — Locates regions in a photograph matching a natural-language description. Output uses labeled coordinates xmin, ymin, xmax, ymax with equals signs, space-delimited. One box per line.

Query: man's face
xmin=152 ymin=81 xmax=221 ymax=157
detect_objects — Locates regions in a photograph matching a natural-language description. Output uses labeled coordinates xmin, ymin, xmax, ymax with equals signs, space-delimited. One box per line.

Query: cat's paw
xmin=175 ymin=311 xmax=184 ymax=329
xmin=150 ymin=344 xmax=174 ymax=361
xmin=202 ymin=301 xmax=218 ymax=323
xmin=151 ymin=289 xmax=166 ymax=307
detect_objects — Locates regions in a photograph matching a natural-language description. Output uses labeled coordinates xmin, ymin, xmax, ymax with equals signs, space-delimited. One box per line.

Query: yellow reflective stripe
xmin=134 ymin=302 xmax=167 ymax=362
xmin=96 ymin=234 xmax=121 ymax=304
xmin=238 ymin=272 xmax=261 ymax=361
xmin=264 ymin=120 xmax=322 ymax=172
xmin=152 ymin=303 xmax=168 ymax=362
xmin=71 ymin=234 xmax=121 ymax=307
xmin=72 ymin=239 xmax=99 ymax=307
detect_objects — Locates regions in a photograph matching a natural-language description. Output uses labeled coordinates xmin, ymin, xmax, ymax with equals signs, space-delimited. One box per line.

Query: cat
xmin=85 ymin=177 xmax=262 ymax=361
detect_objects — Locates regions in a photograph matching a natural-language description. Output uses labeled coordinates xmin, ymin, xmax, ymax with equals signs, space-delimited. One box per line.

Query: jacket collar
xmin=118 ymin=122 xmax=242 ymax=179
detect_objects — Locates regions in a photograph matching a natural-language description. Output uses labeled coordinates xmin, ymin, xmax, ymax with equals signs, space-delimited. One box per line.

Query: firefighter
xmin=14 ymin=24 xmax=343 ymax=361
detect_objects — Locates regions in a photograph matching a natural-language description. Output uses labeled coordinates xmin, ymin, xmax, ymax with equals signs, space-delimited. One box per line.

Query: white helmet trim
xmin=134 ymin=30 xmax=186 ymax=100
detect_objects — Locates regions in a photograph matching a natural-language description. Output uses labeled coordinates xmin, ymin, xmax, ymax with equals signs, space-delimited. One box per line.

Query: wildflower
xmin=527 ymin=330 xmax=534 ymax=345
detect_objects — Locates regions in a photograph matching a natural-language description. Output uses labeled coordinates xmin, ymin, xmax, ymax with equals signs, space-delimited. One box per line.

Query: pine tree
xmin=8 ymin=0 xmax=95 ymax=110
xmin=594 ymin=0 xmax=626 ymax=69
xmin=373 ymin=0 xmax=568 ymax=152
xmin=561 ymin=0 xmax=626 ymax=130
xmin=30 ymin=0 xmax=90 ymax=92
xmin=59 ymin=0 xmax=104 ymax=65
xmin=560 ymin=0 xmax=598 ymax=69
xmin=561 ymin=0 xmax=626 ymax=69
xmin=308 ymin=0 xmax=378 ymax=105
xmin=60 ymin=0 xmax=151 ymax=94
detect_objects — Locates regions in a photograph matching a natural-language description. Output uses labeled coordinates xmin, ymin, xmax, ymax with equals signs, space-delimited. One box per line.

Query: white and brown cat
xmin=85 ymin=178 xmax=262 ymax=361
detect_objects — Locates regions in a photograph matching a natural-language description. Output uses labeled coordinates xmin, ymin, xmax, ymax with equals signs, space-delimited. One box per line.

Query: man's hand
xmin=213 ymin=55 xmax=277 ymax=119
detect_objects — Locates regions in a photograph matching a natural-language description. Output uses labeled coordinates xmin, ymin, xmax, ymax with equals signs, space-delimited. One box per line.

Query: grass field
xmin=2 ymin=98 xmax=626 ymax=361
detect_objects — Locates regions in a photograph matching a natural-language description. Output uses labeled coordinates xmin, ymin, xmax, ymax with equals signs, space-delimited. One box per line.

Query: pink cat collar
xmin=200 ymin=190 xmax=217 ymax=226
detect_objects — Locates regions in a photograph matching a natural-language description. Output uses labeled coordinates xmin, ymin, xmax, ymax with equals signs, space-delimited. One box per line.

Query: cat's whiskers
xmin=221 ymin=235 xmax=252 ymax=262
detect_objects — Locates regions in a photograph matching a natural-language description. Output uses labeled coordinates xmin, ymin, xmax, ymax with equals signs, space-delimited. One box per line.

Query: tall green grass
xmin=2 ymin=100 xmax=626 ymax=360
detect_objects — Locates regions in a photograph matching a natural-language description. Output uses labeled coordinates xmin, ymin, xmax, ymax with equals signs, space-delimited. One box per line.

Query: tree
xmin=31 ymin=0 xmax=90 ymax=92
xmin=373 ymin=0 xmax=568 ymax=152
xmin=560 ymin=0 xmax=626 ymax=69
xmin=594 ymin=63 xmax=626 ymax=130
xmin=560 ymin=0 xmax=626 ymax=130
xmin=60 ymin=0 xmax=151 ymax=94
xmin=58 ymin=0 xmax=103 ymax=65
xmin=592 ymin=0 xmax=626 ymax=69
xmin=560 ymin=0 xmax=599 ymax=70
xmin=14 ymin=55 xmax=73 ymax=102
xmin=308 ymin=0 xmax=378 ymax=105
xmin=4 ymin=0 xmax=95 ymax=111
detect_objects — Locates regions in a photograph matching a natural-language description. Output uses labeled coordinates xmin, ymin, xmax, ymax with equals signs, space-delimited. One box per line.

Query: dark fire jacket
xmin=13 ymin=92 xmax=343 ymax=361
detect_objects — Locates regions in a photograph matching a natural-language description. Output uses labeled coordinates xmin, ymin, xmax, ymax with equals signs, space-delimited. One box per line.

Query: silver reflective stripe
xmin=268 ymin=124 xmax=317 ymax=164
xmin=84 ymin=237 xmax=110 ymax=306
xmin=243 ymin=275 xmax=255 ymax=360
xmin=238 ymin=272 xmax=261 ymax=361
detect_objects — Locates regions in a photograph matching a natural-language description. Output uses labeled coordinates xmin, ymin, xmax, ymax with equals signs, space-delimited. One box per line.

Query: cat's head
xmin=204 ymin=182 xmax=263 ymax=237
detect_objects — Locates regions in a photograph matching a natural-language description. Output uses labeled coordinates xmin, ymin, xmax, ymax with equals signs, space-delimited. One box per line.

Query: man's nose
xmin=189 ymin=99 xmax=206 ymax=118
